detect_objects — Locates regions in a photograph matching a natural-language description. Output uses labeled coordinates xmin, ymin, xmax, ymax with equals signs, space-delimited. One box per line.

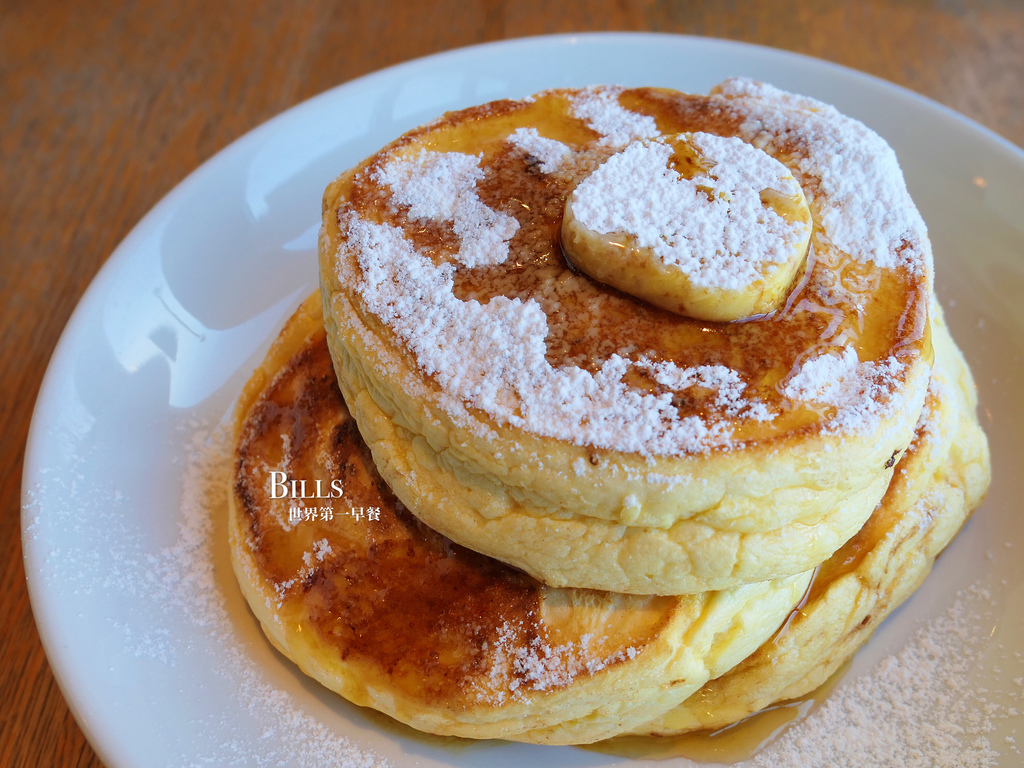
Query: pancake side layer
xmin=632 ymin=304 xmax=990 ymax=734
xmin=228 ymin=293 xmax=813 ymax=745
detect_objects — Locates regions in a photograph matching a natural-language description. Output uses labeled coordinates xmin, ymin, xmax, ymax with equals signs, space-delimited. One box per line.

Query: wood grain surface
xmin=3 ymin=1 xmax=1022 ymax=765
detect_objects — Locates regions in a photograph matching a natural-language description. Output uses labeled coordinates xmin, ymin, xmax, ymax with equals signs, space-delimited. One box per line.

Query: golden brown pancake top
xmin=326 ymin=84 xmax=931 ymax=452
xmin=233 ymin=330 xmax=672 ymax=705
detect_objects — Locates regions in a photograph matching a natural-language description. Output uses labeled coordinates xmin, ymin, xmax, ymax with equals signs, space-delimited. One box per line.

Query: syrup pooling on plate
xmin=332 ymin=82 xmax=931 ymax=456
xmin=592 ymin=661 xmax=851 ymax=763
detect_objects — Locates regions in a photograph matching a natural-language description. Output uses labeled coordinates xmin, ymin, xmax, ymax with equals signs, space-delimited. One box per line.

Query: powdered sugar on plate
xmin=754 ymin=582 xmax=1022 ymax=767
xmin=153 ymin=425 xmax=393 ymax=766
xmin=25 ymin=423 xmax=392 ymax=768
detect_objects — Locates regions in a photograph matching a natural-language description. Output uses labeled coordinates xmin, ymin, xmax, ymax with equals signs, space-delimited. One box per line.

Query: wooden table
xmin=3 ymin=1 xmax=1022 ymax=765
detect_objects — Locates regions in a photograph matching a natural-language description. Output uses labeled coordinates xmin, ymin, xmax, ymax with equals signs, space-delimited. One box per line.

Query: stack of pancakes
xmin=229 ymin=79 xmax=990 ymax=745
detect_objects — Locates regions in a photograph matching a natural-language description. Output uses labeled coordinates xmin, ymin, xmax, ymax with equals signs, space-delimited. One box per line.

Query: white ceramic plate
xmin=22 ymin=33 xmax=1024 ymax=767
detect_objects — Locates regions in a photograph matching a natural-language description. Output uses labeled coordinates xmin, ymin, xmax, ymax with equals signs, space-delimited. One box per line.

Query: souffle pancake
xmin=228 ymin=293 xmax=813 ymax=745
xmin=226 ymin=79 xmax=990 ymax=747
xmin=318 ymin=79 xmax=936 ymax=595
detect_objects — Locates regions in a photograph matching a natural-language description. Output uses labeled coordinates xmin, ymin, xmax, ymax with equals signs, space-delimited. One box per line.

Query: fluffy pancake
xmin=633 ymin=304 xmax=990 ymax=735
xmin=318 ymin=79 xmax=933 ymax=594
xmin=228 ymin=293 xmax=813 ymax=745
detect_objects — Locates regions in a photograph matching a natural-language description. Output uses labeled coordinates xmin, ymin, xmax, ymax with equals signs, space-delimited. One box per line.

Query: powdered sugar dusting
xmin=755 ymin=583 xmax=1022 ymax=767
xmin=474 ymin=617 xmax=638 ymax=705
xmin=337 ymin=81 xmax=932 ymax=455
xmin=570 ymin=87 xmax=659 ymax=147
xmin=637 ymin=359 xmax=774 ymax=422
xmin=26 ymin=424 xmax=391 ymax=767
xmin=165 ymin=426 xmax=390 ymax=766
xmin=782 ymin=346 xmax=863 ymax=401
xmin=716 ymin=77 xmax=929 ymax=275
xmin=781 ymin=346 xmax=925 ymax=434
xmin=342 ymin=200 xmax=922 ymax=452
xmin=374 ymin=150 xmax=518 ymax=268
xmin=508 ymin=127 xmax=571 ymax=173
xmin=344 ymin=211 xmax=736 ymax=456
xmin=571 ymin=133 xmax=810 ymax=290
